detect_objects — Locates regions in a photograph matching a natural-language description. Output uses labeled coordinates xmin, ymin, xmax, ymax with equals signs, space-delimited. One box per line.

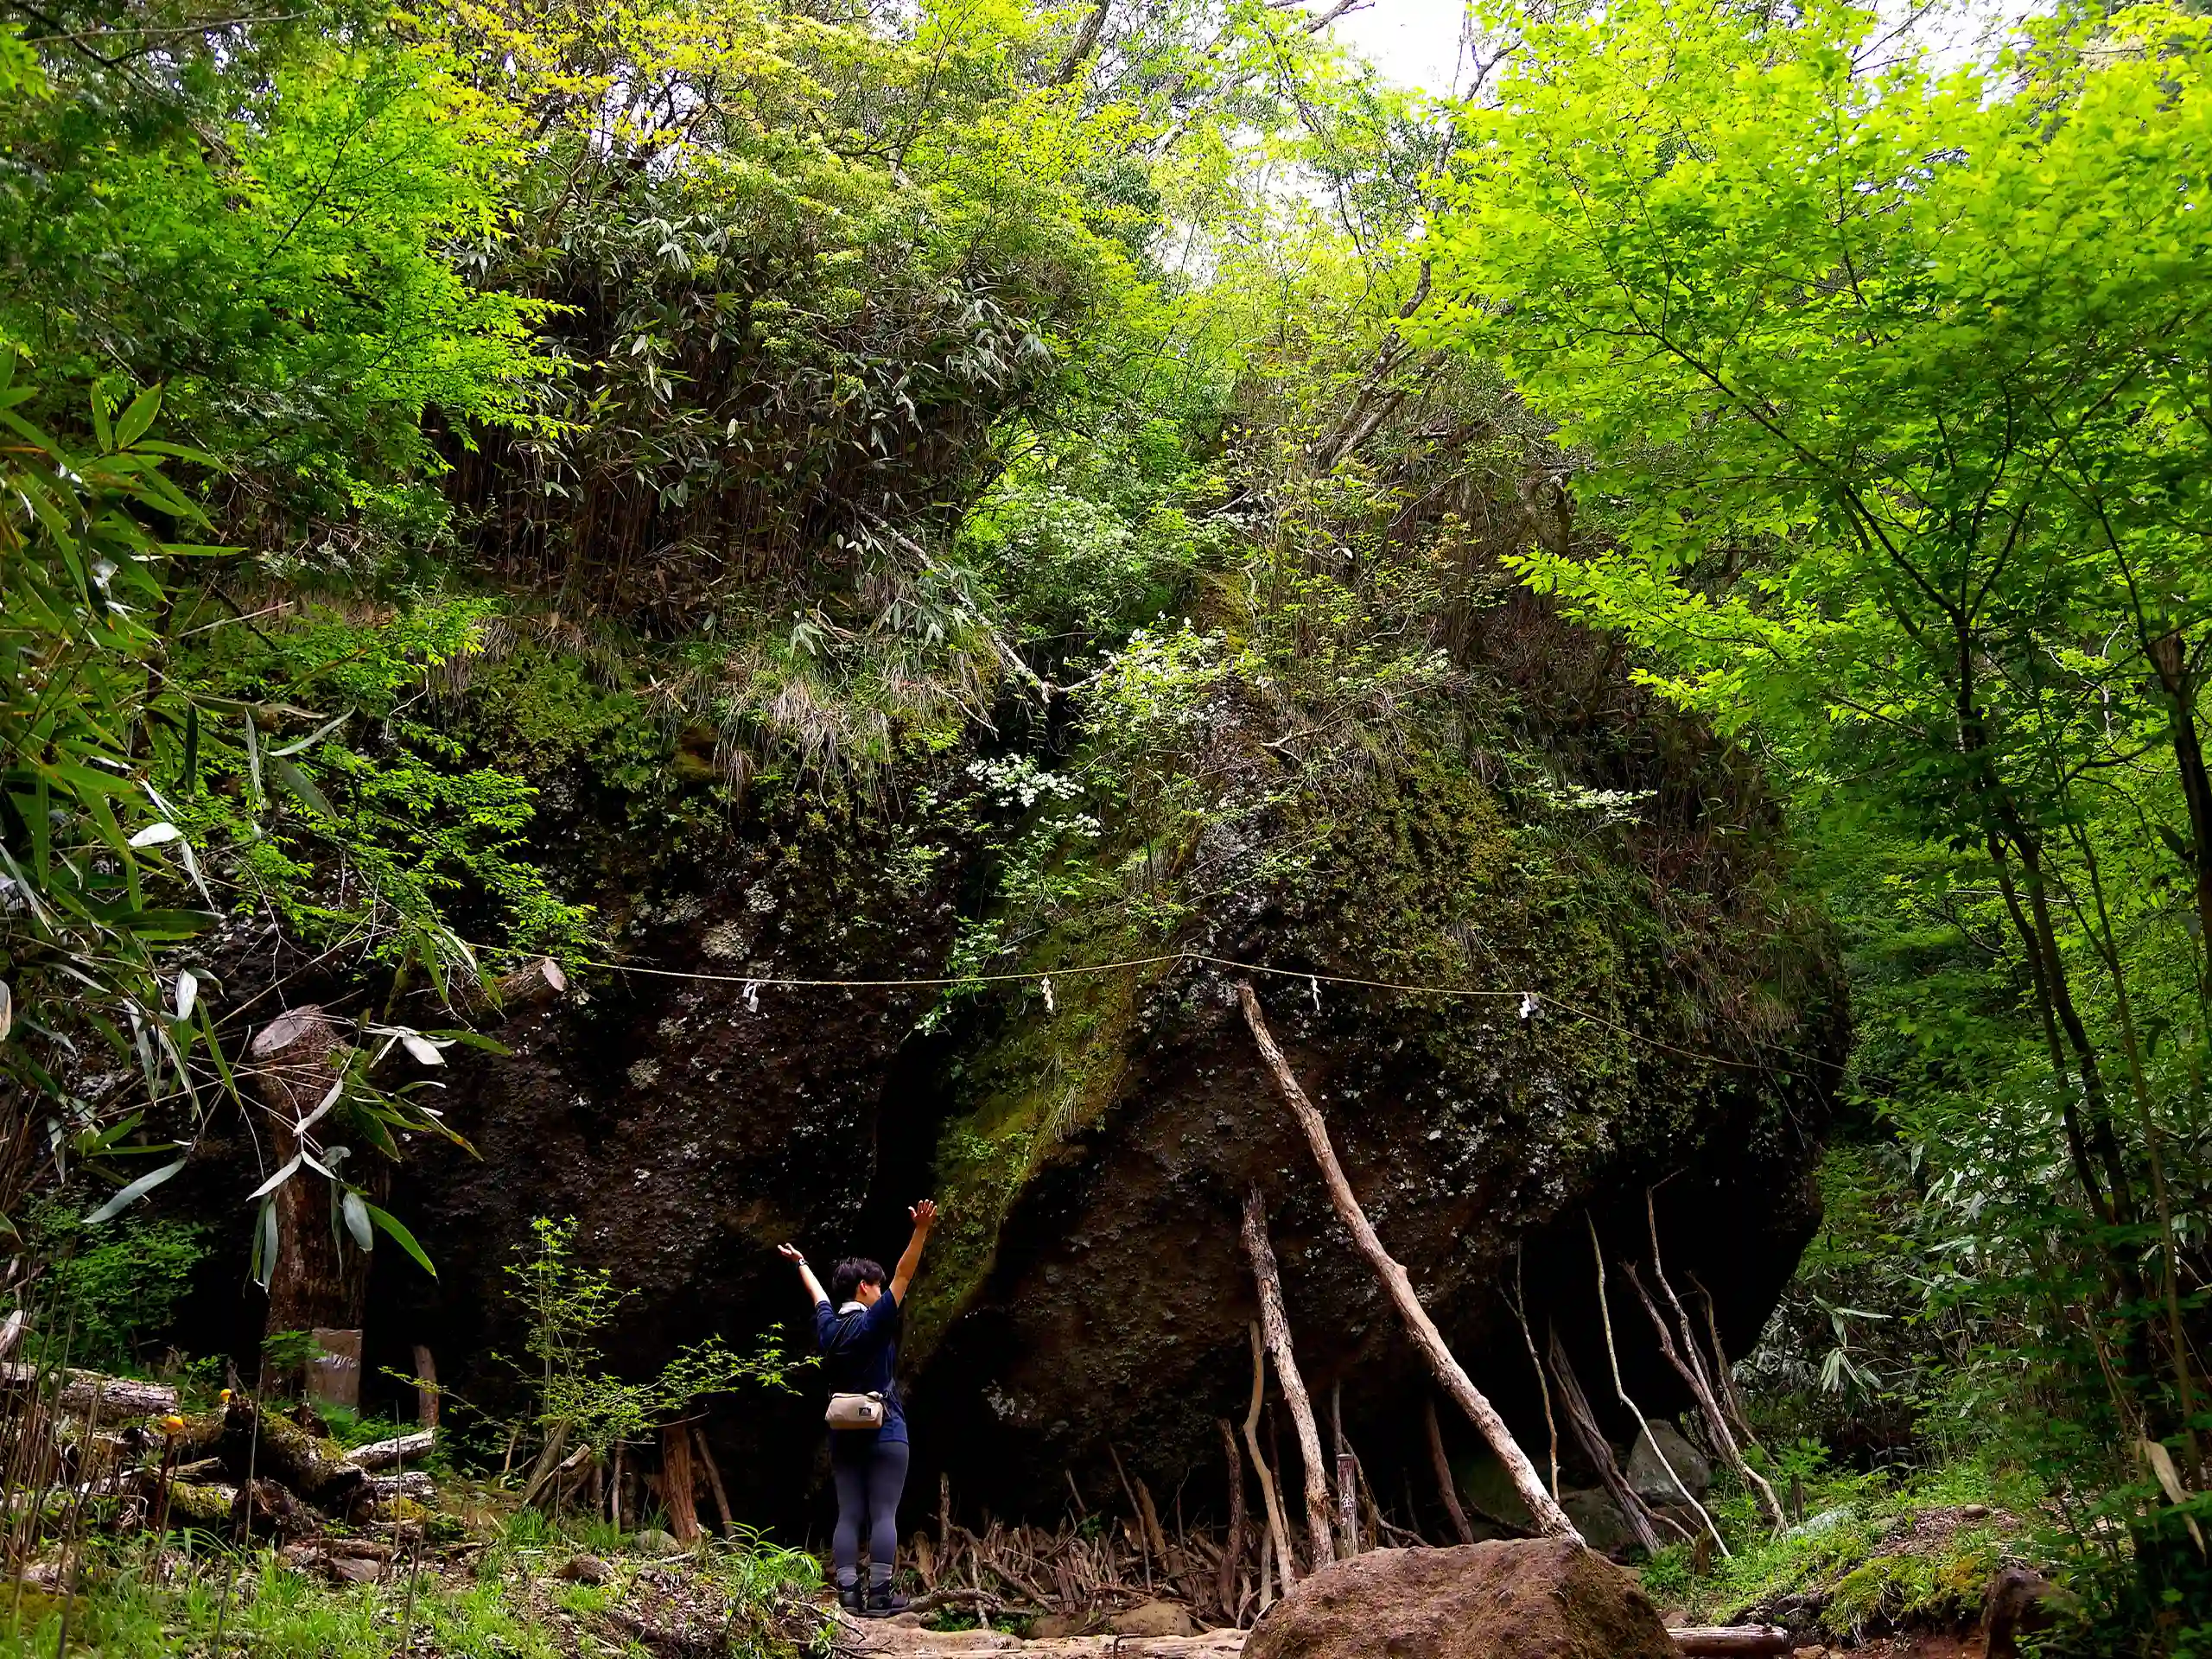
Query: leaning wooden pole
xmin=1216 ymin=1418 xmax=1247 ymax=1619
xmin=1243 ymin=1183 xmax=1338 ymax=1572
xmin=1243 ymin=1322 xmax=1297 ymax=1593
xmin=1421 ymin=1394 xmax=1477 ymax=1545
xmin=1236 ymin=982 xmax=1581 ymax=1541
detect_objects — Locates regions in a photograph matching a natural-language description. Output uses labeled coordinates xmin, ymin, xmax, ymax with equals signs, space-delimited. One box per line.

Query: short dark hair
xmin=831 ymin=1257 xmax=886 ymax=1303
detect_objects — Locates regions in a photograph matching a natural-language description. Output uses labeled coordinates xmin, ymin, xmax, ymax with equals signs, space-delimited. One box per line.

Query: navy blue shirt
xmin=814 ymin=1290 xmax=906 ymax=1447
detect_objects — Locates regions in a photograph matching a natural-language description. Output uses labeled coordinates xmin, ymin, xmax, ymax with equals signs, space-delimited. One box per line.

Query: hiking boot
xmin=836 ymin=1582 xmax=865 ymax=1617
xmin=863 ymin=1582 xmax=910 ymax=1618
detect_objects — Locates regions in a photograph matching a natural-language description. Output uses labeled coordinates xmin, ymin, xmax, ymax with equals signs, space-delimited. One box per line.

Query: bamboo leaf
xmin=84 ymin=1154 xmax=188 ymax=1224
xmin=341 ymin=1189 xmax=374 ymax=1252
xmin=247 ymin=1154 xmax=302 ymax=1201
xmin=115 ymin=385 xmax=162 ymax=448
xmin=363 ymin=1203 xmax=436 ymax=1278
xmin=268 ymin=754 xmax=334 ymax=819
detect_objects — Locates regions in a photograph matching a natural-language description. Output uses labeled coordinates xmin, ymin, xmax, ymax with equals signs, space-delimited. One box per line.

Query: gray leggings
xmin=831 ymin=1438 xmax=909 ymax=1580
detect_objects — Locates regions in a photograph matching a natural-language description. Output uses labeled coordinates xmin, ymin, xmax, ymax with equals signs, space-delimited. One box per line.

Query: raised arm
xmin=888 ymin=1200 xmax=938 ymax=1303
xmin=778 ymin=1243 xmax=830 ymax=1306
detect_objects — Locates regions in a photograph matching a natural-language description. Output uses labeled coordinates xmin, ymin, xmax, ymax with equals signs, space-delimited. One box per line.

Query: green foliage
xmin=0 ymin=1531 xmax=817 ymax=1659
xmin=1643 ymin=1452 xmax=2032 ymax=1641
xmin=0 ymin=4 xmax=551 ymax=550
xmin=1434 ymin=0 xmax=2212 ymax=1506
xmin=503 ymin=1217 xmax=811 ymax=1459
xmin=21 ymin=1201 xmax=206 ymax=1375
xmin=0 ymin=360 xmax=238 ymax=1226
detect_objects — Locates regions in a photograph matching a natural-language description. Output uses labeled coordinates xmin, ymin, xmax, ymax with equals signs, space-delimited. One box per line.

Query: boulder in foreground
xmin=1245 ymin=1540 xmax=1677 ymax=1659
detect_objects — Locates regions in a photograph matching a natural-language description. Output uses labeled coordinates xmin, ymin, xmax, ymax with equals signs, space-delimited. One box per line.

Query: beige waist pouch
xmin=825 ymin=1391 xmax=887 ymax=1429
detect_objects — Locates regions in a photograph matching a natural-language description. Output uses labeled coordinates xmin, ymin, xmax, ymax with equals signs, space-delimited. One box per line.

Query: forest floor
xmin=0 ymin=1440 xmax=2053 ymax=1656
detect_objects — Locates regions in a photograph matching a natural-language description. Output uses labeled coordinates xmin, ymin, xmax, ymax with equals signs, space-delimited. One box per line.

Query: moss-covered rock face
xmin=371 ymin=639 xmax=971 ymax=1518
xmin=900 ymin=682 xmax=1845 ymax=1511
xmin=368 ymin=619 xmax=1841 ymax=1523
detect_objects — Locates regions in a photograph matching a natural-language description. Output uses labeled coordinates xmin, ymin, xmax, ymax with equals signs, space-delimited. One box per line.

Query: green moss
xmin=908 ymin=719 xmax=1837 ymax=1364
xmin=906 ymin=909 xmax=1158 ymax=1361
xmin=450 ymin=642 xmax=641 ymax=779
xmin=163 ymin=1481 xmax=235 ymax=1527
xmin=1822 ymin=1535 xmax=1997 ymax=1637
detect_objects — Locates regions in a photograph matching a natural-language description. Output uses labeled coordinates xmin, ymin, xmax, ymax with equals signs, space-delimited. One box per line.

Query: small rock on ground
xmin=1111 ymin=1601 xmax=1198 ymax=1637
xmin=557 ymin=1553 xmax=613 ymax=1585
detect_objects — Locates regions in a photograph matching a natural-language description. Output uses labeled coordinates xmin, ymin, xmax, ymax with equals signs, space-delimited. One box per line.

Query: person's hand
xmin=909 ymin=1199 xmax=938 ymax=1234
xmin=777 ymin=1243 xmax=806 ymax=1264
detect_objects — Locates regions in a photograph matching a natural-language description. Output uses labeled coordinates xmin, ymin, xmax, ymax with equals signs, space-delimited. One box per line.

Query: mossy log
xmin=219 ymin=1399 xmax=365 ymax=1509
xmin=163 ymin=1482 xmax=239 ymax=1528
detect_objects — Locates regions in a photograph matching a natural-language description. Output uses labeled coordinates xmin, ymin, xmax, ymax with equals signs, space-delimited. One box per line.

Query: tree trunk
xmin=660 ymin=1421 xmax=701 ymax=1541
xmin=1241 ymin=1184 xmax=1337 ymax=1571
xmin=411 ymin=1345 xmax=439 ymax=1429
xmin=249 ymin=1007 xmax=364 ymax=1396
xmin=1421 ymin=1395 xmax=1476 ymax=1545
xmin=2148 ymin=631 xmax=2212 ymax=963
xmin=1236 ymin=982 xmax=1580 ymax=1541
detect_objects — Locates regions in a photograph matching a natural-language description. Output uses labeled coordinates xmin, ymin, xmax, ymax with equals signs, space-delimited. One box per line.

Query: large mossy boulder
xmin=898 ymin=691 xmax=1845 ymax=1509
xmin=372 ymin=627 xmax=1842 ymax=1522
xmin=1243 ymin=1541 xmax=1678 ymax=1659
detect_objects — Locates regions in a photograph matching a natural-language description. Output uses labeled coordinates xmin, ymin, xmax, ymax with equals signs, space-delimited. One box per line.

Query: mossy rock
xmin=903 ymin=714 xmax=1845 ymax=1510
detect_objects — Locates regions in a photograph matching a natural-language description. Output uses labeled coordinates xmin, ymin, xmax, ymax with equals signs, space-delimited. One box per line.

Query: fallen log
xmin=1235 ymin=981 xmax=1580 ymax=1542
xmin=221 ymin=1398 xmax=366 ymax=1509
xmin=234 ymin=1476 xmax=321 ymax=1540
xmin=346 ymin=1428 xmax=434 ymax=1471
xmin=0 ymin=1363 xmax=178 ymax=1418
xmin=1669 ymin=1627 xmax=1792 ymax=1656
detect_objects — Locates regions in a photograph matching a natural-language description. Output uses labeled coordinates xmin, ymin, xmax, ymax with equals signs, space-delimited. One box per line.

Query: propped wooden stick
xmin=1588 ymin=1217 xmax=1726 ymax=1557
xmin=1421 ymin=1394 xmax=1477 ymax=1544
xmin=1242 ymin=1322 xmax=1296 ymax=1592
xmin=692 ymin=1426 xmax=734 ymax=1534
xmin=1215 ymin=1419 xmax=1246 ymax=1618
xmin=1544 ymin=1324 xmax=1664 ymax=1554
xmin=1505 ymin=1251 xmax=1560 ymax=1498
xmin=1626 ymin=1258 xmax=1783 ymax=1531
xmin=1242 ymin=1184 xmax=1337 ymax=1571
xmin=1329 ymin=1384 xmax=1358 ymax=1558
xmin=1236 ymin=981 xmax=1580 ymax=1541
xmin=1688 ymin=1276 xmax=1758 ymax=1446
